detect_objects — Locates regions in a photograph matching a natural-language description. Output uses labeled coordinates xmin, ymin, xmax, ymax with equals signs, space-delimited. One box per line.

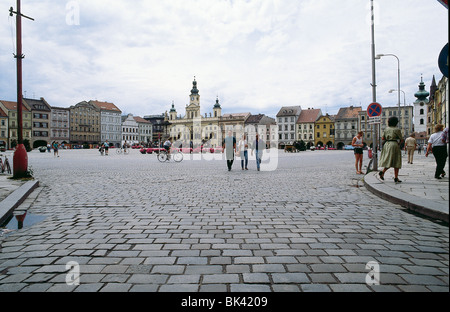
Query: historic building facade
xmin=69 ymin=101 xmax=101 ymax=146
xmin=92 ymin=100 xmax=122 ymax=148
xmin=276 ymin=106 xmax=302 ymax=148
xmin=0 ymin=100 xmax=32 ymax=149
xmin=314 ymin=114 xmax=335 ymax=148
xmin=167 ymin=79 xmax=224 ymax=148
xmin=296 ymin=108 xmax=322 ymax=145
xmin=50 ymin=106 xmax=70 ymax=145
xmin=334 ymin=106 xmax=362 ymax=149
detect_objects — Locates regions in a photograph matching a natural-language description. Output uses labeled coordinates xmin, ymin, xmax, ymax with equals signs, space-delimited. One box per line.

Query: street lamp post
xmin=375 ymin=53 xmax=401 ymax=129
xmin=370 ymin=0 xmax=378 ymax=171
xmin=9 ymin=1 xmax=34 ymax=178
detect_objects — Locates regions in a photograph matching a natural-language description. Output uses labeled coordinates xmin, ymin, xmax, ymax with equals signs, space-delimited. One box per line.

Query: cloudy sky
xmin=0 ymin=0 xmax=448 ymax=118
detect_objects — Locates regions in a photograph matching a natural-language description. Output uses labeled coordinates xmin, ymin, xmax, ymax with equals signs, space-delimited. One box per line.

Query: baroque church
xmin=166 ymin=78 xmax=223 ymax=148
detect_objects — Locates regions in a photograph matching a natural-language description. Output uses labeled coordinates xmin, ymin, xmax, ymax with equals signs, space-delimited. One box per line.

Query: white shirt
xmin=238 ymin=139 xmax=248 ymax=151
xmin=428 ymin=131 xmax=445 ymax=147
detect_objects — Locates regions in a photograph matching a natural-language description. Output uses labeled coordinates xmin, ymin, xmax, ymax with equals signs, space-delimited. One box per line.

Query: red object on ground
xmin=13 ymin=144 xmax=28 ymax=177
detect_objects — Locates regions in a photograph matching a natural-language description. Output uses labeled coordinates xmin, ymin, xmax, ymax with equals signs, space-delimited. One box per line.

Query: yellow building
xmin=314 ymin=114 xmax=335 ymax=148
xmin=0 ymin=100 xmax=32 ymax=149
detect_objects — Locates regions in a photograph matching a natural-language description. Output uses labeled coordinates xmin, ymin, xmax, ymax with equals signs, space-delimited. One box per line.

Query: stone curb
xmin=0 ymin=180 xmax=40 ymax=226
xmin=364 ymin=173 xmax=448 ymax=223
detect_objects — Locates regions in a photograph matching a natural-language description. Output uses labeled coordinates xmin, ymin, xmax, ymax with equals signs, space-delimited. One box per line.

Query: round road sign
xmin=367 ymin=102 xmax=382 ymax=118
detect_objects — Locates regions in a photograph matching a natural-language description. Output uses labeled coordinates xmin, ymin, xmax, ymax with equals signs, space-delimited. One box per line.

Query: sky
xmin=0 ymin=0 xmax=448 ymax=119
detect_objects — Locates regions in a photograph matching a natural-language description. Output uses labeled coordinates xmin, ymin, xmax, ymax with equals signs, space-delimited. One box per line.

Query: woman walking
xmin=426 ymin=124 xmax=448 ymax=179
xmin=378 ymin=117 xmax=403 ymax=183
xmin=238 ymin=134 xmax=249 ymax=170
xmin=352 ymin=131 xmax=364 ymax=174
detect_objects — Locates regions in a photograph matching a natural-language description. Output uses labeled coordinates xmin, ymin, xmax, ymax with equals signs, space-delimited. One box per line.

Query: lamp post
xmin=9 ymin=1 xmax=34 ymax=178
xmin=375 ymin=53 xmax=401 ymax=129
xmin=370 ymin=0 xmax=378 ymax=171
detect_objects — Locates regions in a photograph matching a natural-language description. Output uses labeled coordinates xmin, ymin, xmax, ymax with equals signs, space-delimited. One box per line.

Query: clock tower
xmin=186 ymin=77 xmax=201 ymax=119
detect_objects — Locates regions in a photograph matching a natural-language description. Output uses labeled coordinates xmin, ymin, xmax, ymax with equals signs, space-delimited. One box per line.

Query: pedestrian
xmin=47 ymin=143 xmax=51 ymax=153
xmin=238 ymin=134 xmax=249 ymax=170
xmin=417 ymin=143 xmax=421 ymax=155
xmin=405 ymin=133 xmax=417 ymax=164
xmin=103 ymin=140 xmax=110 ymax=156
xmin=378 ymin=116 xmax=403 ymax=183
xmin=251 ymin=133 xmax=265 ymax=172
xmin=352 ymin=131 xmax=364 ymax=174
xmin=423 ymin=144 xmax=427 ymax=155
xmin=52 ymin=141 xmax=59 ymax=158
xmin=426 ymin=124 xmax=448 ymax=179
xmin=222 ymin=130 xmax=236 ymax=171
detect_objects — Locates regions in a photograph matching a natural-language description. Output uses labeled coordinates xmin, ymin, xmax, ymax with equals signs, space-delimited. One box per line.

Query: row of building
xmin=0 ymin=75 xmax=447 ymax=150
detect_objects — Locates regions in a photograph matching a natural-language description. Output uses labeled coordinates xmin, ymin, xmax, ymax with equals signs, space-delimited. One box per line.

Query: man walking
xmin=405 ymin=133 xmax=417 ymax=164
xmin=223 ymin=130 xmax=236 ymax=171
xmin=251 ymin=133 xmax=265 ymax=171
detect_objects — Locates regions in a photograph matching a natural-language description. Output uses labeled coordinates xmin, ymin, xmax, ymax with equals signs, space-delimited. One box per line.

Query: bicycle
xmin=0 ymin=154 xmax=12 ymax=174
xmin=158 ymin=149 xmax=183 ymax=163
xmin=116 ymin=148 xmax=130 ymax=155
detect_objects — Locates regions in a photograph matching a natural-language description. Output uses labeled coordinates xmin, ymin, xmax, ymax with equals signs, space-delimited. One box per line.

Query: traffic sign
xmin=367 ymin=102 xmax=382 ymax=117
xmin=438 ymin=43 xmax=448 ymax=78
xmin=368 ymin=116 xmax=381 ymax=124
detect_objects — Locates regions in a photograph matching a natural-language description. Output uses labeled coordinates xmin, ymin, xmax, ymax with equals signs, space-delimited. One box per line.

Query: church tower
xmin=413 ymin=76 xmax=430 ymax=134
xmin=169 ymin=101 xmax=177 ymax=121
xmin=186 ymin=77 xmax=201 ymax=120
xmin=213 ymin=96 xmax=222 ymax=118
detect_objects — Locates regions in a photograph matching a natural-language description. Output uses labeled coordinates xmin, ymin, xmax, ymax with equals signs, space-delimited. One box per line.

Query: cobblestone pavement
xmin=0 ymin=149 xmax=448 ymax=292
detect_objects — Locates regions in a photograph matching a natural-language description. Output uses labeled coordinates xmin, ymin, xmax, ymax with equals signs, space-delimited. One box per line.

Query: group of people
xmin=223 ymin=131 xmax=265 ymax=172
xmin=47 ymin=141 xmax=60 ymax=157
xmin=374 ymin=117 xmax=448 ymax=183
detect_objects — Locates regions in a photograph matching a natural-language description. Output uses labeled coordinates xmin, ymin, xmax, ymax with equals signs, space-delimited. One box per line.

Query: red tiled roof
xmin=336 ymin=106 xmax=362 ymax=119
xmin=297 ymin=109 xmax=321 ymax=123
xmin=0 ymin=107 xmax=7 ymax=117
xmin=133 ymin=116 xmax=150 ymax=123
xmin=90 ymin=100 xmax=121 ymax=112
xmin=0 ymin=100 xmax=30 ymax=112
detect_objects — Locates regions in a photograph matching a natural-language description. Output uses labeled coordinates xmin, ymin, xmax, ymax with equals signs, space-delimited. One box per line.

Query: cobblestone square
xmin=0 ymin=149 xmax=448 ymax=292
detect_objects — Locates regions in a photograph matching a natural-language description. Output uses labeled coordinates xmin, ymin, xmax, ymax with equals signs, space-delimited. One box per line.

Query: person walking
xmin=352 ymin=131 xmax=364 ymax=174
xmin=103 ymin=140 xmax=110 ymax=156
xmin=426 ymin=124 xmax=448 ymax=179
xmin=222 ymin=130 xmax=236 ymax=171
xmin=52 ymin=141 xmax=59 ymax=158
xmin=238 ymin=134 xmax=249 ymax=170
xmin=251 ymin=133 xmax=265 ymax=172
xmin=405 ymin=133 xmax=417 ymax=164
xmin=378 ymin=116 xmax=403 ymax=183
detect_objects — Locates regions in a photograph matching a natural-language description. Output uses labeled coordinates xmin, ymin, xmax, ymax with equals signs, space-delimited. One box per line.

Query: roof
xmin=90 ymin=100 xmax=122 ymax=112
xmin=222 ymin=112 xmax=251 ymax=119
xmin=0 ymin=107 xmax=7 ymax=118
xmin=335 ymin=106 xmax=362 ymax=120
xmin=23 ymin=97 xmax=51 ymax=111
xmin=297 ymin=109 xmax=322 ymax=123
xmin=276 ymin=106 xmax=302 ymax=117
xmin=133 ymin=116 xmax=151 ymax=124
xmin=0 ymin=100 xmax=30 ymax=112
xmin=246 ymin=114 xmax=265 ymax=124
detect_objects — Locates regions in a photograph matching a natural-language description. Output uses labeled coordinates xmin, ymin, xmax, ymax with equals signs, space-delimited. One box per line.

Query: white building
xmin=121 ymin=114 xmax=139 ymax=146
xmin=92 ymin=101 xmax=122 ymax=148
xmin=276 ymin=106 xmax=302 ymax=148
xmin=50 ymin=106 xmax=70 ymax=145
xmin=134 ymin=116 xmax=153 ymax=146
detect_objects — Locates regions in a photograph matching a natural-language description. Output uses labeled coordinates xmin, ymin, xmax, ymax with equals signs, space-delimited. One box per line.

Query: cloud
xmin=0 ymin=0 xmax=447 ymax=119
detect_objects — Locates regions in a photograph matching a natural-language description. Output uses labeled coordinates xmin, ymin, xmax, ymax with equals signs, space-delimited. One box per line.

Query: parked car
xmin=344 ymin=145 xmax=355 ymax=150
